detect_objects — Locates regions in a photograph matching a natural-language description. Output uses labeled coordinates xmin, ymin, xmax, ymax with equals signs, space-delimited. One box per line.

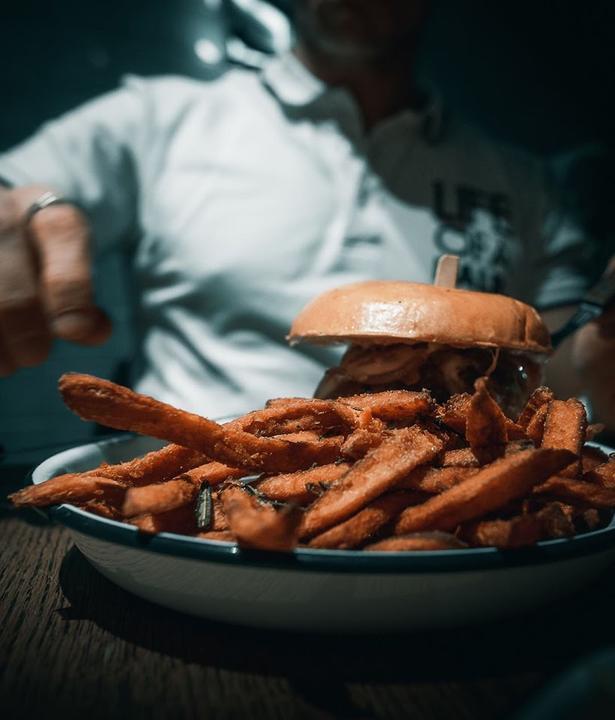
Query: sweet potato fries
xmin=9 ymin=374 xmax=615 ymax=552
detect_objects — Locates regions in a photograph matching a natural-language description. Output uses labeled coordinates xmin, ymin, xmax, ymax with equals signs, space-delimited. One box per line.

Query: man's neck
xmin=293 ymin=41 xmax=425 ymax=129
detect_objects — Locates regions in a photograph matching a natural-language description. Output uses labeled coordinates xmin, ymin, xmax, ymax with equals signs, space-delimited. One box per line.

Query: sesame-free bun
xmin=289 ymin=281 xmax=551 ymax=354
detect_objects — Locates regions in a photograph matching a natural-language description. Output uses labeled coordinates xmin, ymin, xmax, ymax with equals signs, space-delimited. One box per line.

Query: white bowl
xmin=31 ymin=434 xmax=615 ymax=633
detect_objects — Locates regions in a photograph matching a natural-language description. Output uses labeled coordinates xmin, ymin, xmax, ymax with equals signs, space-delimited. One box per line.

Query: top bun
xmin=289 ymin=281 xmax=551 ymax=354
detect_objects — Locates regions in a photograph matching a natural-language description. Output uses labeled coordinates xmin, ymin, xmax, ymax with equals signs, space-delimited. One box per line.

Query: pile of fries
xmin=9 ymin=373 xmax=615 ymax=552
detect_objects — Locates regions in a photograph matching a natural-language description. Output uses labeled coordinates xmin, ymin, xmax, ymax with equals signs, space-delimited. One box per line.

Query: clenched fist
xmin=0 ymin=185 xmax=111 ymax=376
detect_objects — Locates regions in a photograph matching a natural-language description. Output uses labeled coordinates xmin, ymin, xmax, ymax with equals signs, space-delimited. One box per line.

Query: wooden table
xmin=2 ymin=465 xmax=615 ymax=720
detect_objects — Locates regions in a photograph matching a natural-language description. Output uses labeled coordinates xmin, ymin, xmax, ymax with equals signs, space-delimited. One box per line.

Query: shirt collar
xmin=260 ymin=51 xmax=445 ymax=142
xmin=260 ymin=51 xmax=328 ymax=107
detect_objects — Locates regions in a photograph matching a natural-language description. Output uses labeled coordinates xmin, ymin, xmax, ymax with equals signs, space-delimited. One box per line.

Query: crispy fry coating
xmin=235 ymin=398 xmax=370 ymax=436
xmin=585 ymin=458 xmax=615 ymax=487
xmin=256 ymin=463 xmax=351 ymax=505
xmin=461 ymin=514 xmax=544 ymax=548
xmin=300 ymin=427 xmax=443 ymax=539
xmin=307 ymin=490 xmax=426 ymax=549
xmin=57 ymin=444 xmax=209 ymax=488
xmin=398 ymin=465 xmax=479 ymax=493
xmin=516 ymin=386 xmax=554 ymax=429
xmin=393 ymin=448 xmax=575 ymax=535
xmin=222 ymin=485 xmax=302 ymax=551
xmin=541 ymin=399 xmax=587 ymax=477
xmin=180 ymin=461 xmax=247 ymax=486
xmin=9 ymin=475 xmax=124 ymax=507
xmin=122 ymin=478 xmax=197 ymax=517
xmin=436 ymin=390 xmax=523 ymax=439
xmin=59 ymin=374 xmax=342 ymax=473
xmin=462 ymin=502 xmax=577 ymax=549
xmin=439 ymin=447 xmax=479 ymax=467
xmin=129 ymin=506 xmax=199 ymax=534
xmin=365 ymin=532 xmax=467 ymax=551
xmin=465 ymin=378 xmax=508 ymax=464
xmin=534 ymin=476 xmax=615 ymax=508
xmin=81 ymin=499 xmax=123 ymax=520
xmin=337 ymin=390 xmax=433 ymax=422
xmin=340 ymin=428 xmax=386 ymax=459
xmin=435 ymin=393 xmax=472 ymax=433
xmin=525 ymin=402 xmax=549 ymax=445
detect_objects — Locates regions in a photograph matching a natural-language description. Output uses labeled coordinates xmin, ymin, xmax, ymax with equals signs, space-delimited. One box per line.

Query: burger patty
xmin=316 ymin=343 xmax=543 ymax=418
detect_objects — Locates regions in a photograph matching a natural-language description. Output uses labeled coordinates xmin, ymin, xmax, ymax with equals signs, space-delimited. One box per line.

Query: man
xmin=0 ymin=0 xmax=611 ymax=427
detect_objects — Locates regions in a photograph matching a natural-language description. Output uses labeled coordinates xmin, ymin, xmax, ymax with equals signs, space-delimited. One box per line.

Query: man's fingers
xmin=28 ymin=204 xmax=112 ymax=344
xmin=0 ymin=334 xmax=18 ymax=377
xmin=52 ymin=307 xmax=113 ymax=346
xmin=0 ymin=201 xmax=52 ymax=366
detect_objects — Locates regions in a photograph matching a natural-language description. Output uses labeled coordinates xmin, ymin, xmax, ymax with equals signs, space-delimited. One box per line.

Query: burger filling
xmin=315 ymin=343 xmax=544 ymax=418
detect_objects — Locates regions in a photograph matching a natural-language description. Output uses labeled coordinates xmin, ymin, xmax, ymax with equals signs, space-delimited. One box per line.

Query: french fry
xmin=122 ymin=478 xmax=197 ymax=517
xmin=256 ymin=463 xmax=351 ymax=505
xmin=365 ymin=532 xmax=467 ymax=551
xmin=180 ymin=461 xmax=247 ymax=486
xmin=93 ymin=444 xmax=210 ymax=486
xmin=59 ymin=374 xmax=343 ymax=473
xmin=9 ymin=475 xmax=124 ymax=508
xmin=300 ymin=427 xmax=443 ymax=539
xmin=393 ymin=448 xmax=575 ymax=535
xmin=584 ymin=458 xmax=615 ymax=488
xmin=516 ymin=386 xmax=554 ymax=429
xmin=437 ymin=390 xmax=522 ymax=441
xmin=235 ymin=397 xmax=374 ymax=436
xmin=461 ymin=514 xmax=545 ymax=549
xmin=398 ymin=465 xmax=479 ymax=493
xmin=337 ymin=390 xmax=433 ymax=422
xmin=307 ymin=490 xmax=426 ymax=549
xmin=81 ymin=499 xmax=123 ymax=520
xmin=525 ymin=402 xmax=549 ymax=445
xmin=460 ymin=500 xmax=579 ymax=549
xmin=196 ymin=530 xmax=235 ymax=542
xmin=129 ymin=506 xmax=199 ymax=534
xmin=435 ymin=393 xmax=472 ymax=433
xmin=340 ymin=428 xmax=386 ymax=459
xmin=439 ymin=447 xmax=479 ymax=467
xmin=222 ymin=485 xmax=302 ymax=551
xmin=465 ymin=378 xmax=508 ymax=464
xmin=541 ymin=399 xmax=587 ymax=477
xmin=534 ymin=476 xmax=615 ymax=508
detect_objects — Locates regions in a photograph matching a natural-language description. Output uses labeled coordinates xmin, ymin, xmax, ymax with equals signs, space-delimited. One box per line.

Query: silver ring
xmin=24 ymin=191 xmax=77 ymax=226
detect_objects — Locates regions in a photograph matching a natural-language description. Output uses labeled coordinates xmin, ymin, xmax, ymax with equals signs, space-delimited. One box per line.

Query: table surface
xmin=2 ymin=464 xmax=615 ymax=720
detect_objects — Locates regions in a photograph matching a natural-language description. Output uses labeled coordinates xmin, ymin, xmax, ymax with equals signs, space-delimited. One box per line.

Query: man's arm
xmin=0 ymin=79 xmax=151 ymax=375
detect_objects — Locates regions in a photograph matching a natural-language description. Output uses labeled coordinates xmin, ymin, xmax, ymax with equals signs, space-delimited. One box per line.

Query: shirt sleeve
xmin=507 ymin=157 xmax=608 ymax=312
xmin=0 ymin=76 xmax=148 ymax=254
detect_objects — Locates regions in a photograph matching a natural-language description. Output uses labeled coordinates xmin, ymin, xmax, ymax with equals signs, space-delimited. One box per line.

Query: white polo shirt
xmin=0 ymin=53 xmax=596 ymax=416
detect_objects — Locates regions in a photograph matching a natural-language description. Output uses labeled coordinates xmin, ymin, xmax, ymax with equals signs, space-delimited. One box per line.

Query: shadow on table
xmin=58 ymin=545 xmax=615 ymax=685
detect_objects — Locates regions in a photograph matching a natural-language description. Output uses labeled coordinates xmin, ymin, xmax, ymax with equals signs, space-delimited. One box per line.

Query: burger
xmin=288 ymin=280 xmax=552 ymax=418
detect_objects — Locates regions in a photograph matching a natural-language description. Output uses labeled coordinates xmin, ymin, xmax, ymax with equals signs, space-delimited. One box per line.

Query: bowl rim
xmin=29 ymin=435 xmax=615 ymax=575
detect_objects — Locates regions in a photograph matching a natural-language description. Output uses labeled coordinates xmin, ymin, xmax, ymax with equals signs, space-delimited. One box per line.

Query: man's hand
xmin=0 ymin=185 xmax=111 ymax=376
xmin=544 ymin=258 xmax=615 ymax=432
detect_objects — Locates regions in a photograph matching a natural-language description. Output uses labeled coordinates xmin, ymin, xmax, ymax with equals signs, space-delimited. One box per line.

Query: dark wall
xmin=2 ymin=0 xmax=217 ymax=150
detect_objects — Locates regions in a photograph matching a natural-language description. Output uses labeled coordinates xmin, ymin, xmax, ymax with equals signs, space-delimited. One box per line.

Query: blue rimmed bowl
xmin=31 ymin=434 xmax=615 ymax=632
